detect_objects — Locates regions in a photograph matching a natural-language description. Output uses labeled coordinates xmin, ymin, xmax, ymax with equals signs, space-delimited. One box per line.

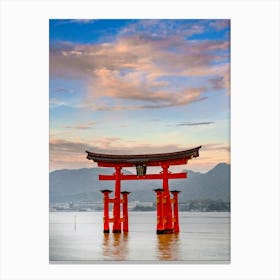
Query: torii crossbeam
xmin=86 ymin=146 xmax=201 ymax=234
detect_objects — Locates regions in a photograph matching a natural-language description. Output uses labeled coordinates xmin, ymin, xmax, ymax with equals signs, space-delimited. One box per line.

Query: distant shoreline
xmin=49 ymin=209 xmax=230 ymax=213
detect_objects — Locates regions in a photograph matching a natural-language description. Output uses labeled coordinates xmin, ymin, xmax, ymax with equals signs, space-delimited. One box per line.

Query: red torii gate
xmin=86 ymin=146 xmax=201 ymax=234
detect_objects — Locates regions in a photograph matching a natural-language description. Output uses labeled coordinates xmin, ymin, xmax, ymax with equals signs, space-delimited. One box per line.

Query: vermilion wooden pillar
xmin=171 ymin=190 xmax=180 ymax=233
xmin=113 ymin=166 xmax=122 ymax=233
xmin=100 ymin=189 xmax=112 ymax=233
xmin=121 ymin=191 xmax=130 ymax=232
xmin=154 ymin=189 xmax=165 ymax=234
xmin=161 ymin=164 xmax=173 ymax=233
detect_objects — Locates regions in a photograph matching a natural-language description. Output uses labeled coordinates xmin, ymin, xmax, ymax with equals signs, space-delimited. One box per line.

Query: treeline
xmin=179 ymin=199 xmax=230 ymax=212
xmin=131 ymin=199 xmax=230 ymax=212
xmin=132 ymin=205 xmax=156 ymax=211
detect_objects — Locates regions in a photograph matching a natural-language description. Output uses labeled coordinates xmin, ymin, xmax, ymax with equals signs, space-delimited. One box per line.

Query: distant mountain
xmin=49 ymin=163 xmax=230 ymax=203
xmin=178 ymin=163 xmax=230 ymax=201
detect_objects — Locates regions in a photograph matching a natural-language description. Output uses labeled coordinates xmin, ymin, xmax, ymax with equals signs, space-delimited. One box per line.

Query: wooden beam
xmin=99 ymin=172 xmax=187 ymax=181
xmin=97 ymin=158 xmax=188 ymax=168
xmin=98 ymin=162 xmax=134 ymax=168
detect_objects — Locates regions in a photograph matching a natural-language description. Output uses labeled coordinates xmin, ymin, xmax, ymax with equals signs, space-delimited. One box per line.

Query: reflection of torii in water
xmin=86 ymin=146 xmax=201 ymax=234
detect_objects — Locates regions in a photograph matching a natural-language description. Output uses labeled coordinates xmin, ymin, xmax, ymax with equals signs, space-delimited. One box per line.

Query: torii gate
xmin=86 ymin=146 xmax=201 ymax=234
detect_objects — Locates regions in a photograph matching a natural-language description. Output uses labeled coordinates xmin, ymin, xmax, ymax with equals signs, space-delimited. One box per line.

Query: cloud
xmin=50 ymin=137 xmax=191 ymax=157
xmin=49 ymin=97 xmax=81 ymax=109
xmin=50 ymin=20 xmax=230 ymax=110
xmin=51 ymin=36 xmax=229 ymax=77
xmin=63 ymin=121 xmax=96 ymax=130
xmin=49 ymin=98 xmax=70 ymax=108
xmin=54 ymin=88 xmax=75 ymax=94
xmin=52 ymin=19 xmax=96 ymax=26
xmin=176 ymin=121 xmax=214 ymax=126
xmin=207 ymin=63 xmax=230 ymax=93
xmin=209 ymin=20 xmax=230 ymax=31
xmin=50 ymin=137 xmax=229 ymax=172
xmin=89 ymin=68 xmax=207 ymax=110
xmin=64 ymin=125 xmax=92 ymax=130
xmin=119 ymin=19 xmax=206 ymax=39
xmin=49 ymin=139 xmax=93 ymax=170
xmin=50 ymin=136 xmax=206 ymax=160
xmin=50 ymin=138 xmax=89 ymax=152
xmin=71 ymin=19 xmax=96 ymax=24
xmin=203 ymin=143 xmax=230 ymax=152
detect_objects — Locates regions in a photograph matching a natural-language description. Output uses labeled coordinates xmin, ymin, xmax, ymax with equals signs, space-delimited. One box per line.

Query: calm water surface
xmin=49 ymin=211 xmax=230 ymax=263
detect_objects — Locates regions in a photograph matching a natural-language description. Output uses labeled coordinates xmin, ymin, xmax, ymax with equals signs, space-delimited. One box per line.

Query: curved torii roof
xmin=86 ymin=146 xmax=201 ymax=166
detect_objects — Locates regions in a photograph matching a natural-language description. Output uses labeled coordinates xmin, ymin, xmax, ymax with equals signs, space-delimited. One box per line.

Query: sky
xmin=49 ymin=19 xmax=230 ymax=172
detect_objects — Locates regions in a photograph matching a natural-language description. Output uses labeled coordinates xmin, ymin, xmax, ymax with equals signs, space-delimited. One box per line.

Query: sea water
xmin=49 ymin=211 xmax=230 ymax=263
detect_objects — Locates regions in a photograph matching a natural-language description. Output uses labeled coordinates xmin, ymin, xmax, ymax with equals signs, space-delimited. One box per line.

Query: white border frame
xmin=1 ymin=0 xmax=279 ymax=279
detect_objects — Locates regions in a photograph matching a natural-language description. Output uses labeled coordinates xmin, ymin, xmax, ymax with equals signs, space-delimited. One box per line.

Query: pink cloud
xmin=50 ymin=24 xmax=230 ymax=110
xmin=63 ymin=121 xmax=96 ymax=130
xmin=209 ymin=20 xmax=230 ymax=31
xmin=86 ymin=67 xmax=207 ymax=110
xmin=50 ymin=137 xmax=229 ymax=172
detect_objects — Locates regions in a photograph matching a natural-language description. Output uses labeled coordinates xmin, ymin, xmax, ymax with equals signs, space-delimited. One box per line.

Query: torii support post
xmin=154 ymin=189 xmax=165 ymax=234
xmin=171 ymin=190 xmax=180 ymax=233
xmin=113 ymin=166 xmax=122 ymax=233
xmin=100 ymin=189 xmax=112 ymax=233
xmin=161 ymin=164 xmax=173 ymax=233
xmin=121 ymin=191 xmax=130 ymax=232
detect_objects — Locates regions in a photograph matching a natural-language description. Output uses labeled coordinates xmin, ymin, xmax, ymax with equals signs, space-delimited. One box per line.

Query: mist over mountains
xmin=50 ymin=163 xmax=230 ymax=204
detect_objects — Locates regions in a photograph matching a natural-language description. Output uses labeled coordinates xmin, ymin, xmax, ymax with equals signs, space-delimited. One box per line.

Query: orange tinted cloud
xmin=50 ymin=29 xmax=230 ymax=110
xmin=50 ymin=138 xmax=229 ymax=172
